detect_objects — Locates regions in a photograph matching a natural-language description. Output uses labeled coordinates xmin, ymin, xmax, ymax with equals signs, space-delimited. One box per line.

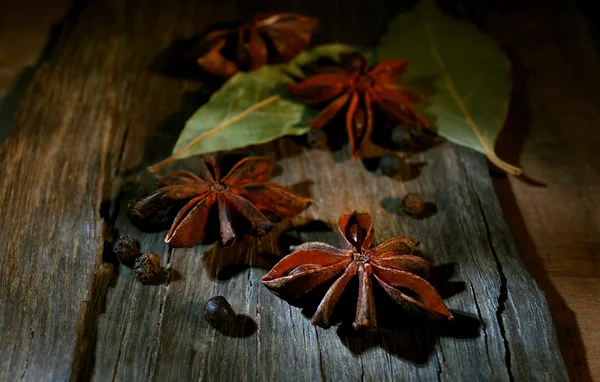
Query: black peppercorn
xmin=390 ymin=124 xmax=412 ymax=148
xmin=113 ymin=234 xmax=141 ymax=265
xmin=134 ymin=252 xmax=161 ymax=284
xmin=204 ymin=296 xmax=235 ymax=328
xmin=379 ymin=154 xmax=402 ymax=177
xmin=306 ymin=128 xmax=328 ymax=149
xmin=402 ymin=192 xmax=425 ymax=217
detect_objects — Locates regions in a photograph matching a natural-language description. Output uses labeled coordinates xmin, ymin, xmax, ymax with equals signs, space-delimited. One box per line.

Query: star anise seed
xmin=130 ymin=156 xmax=312 ymax=248
xmin=261 ymin=212 xmax=452 ymax=330
xmin=287 ymin=53 xmax=428 ymax=158
xmin=196 ymin=13 xmax=319 ymax=77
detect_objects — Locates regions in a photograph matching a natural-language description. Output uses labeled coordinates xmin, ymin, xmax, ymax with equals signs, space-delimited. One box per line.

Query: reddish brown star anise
xmin=287 ymin=53 xmax=428 ymax=158
xmin=197 ymin=13 xmax=319 ymax=77
xmin=261 ymin=212 xmax=452 ymax=329
xmin=131 ymin=156 xmax=312 ymax=248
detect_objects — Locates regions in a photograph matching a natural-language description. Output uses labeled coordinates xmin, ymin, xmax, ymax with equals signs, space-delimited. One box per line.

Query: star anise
xmin=196 ymin=13 xmax=319 ymax=78
xmin=261 ymin=212 xmax=452 ymax=329
xmin=131 ymin=156 xmax=312 ymax=248
xmin=287 ymin=53 xmax=428 ymax=158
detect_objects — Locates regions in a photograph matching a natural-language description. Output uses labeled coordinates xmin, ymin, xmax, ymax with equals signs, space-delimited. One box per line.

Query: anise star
xmin=197 ymin=13 xmax=319 ymax=77
xmin=261 ymin=212 xmax=452 ymax=329
xmin=131 ymin=156 xmax=312 ymax=248
xmin=287 ymin=53 xmax=428 ymax=158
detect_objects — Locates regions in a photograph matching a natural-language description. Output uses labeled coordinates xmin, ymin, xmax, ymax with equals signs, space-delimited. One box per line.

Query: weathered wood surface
xmin=487 ymin=2 xmax=600 ymax=380
xmin=0 ymin=0 xmax=568 ymax=381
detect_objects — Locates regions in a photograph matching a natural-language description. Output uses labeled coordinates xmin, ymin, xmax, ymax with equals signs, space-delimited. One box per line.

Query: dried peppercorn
xmin=402 ymin=193 xmax=425 ymax=217
xmin=204 ymin=296 xmax=236 ymax=328
xmin=306 ymin=128 xmax=328 ymax=149
xmin=134 ymin=253 xmax=161 ymax=284
xmin=379 ymin=154 xmax=402 ymax=177
xmin=113 ymin=235 xmax=141 ymax=265
xmin=390 ymin=124 xmax=413 ymax=149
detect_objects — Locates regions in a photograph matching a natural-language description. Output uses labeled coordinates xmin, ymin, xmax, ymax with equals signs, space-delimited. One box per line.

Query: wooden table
xmin=0 ymin=0 xmax=597 ymax=380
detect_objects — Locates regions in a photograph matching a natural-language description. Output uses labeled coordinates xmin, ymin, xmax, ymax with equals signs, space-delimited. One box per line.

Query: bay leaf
xmin=149 ymin=44 xmax=362 ymax=172
xmin=376 ymin=0 xmax=521 ymax=175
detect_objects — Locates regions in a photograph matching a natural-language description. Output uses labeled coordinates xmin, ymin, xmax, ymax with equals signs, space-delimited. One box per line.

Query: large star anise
xmin=197 ymin=13 xmax=319 ymax=78
xmin=131 ymin=156 xmax=312 ymax=248
xmin=287 ymin=53 xmax=428 ymax=158
xmin=261 ymin=212 xmax=452 ymax=329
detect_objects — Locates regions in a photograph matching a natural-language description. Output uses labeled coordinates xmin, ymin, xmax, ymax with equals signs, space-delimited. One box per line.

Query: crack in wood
xmin=110 ymin=322 xmax=128 ymax=382
xmin=358 ymin=354 xmax=366 ymax=382
xmin=473 ymin=193 xmax=514 ymax=382
xmin=314 ymin=329 xmax=326 ymax=382
xmin=18 ymin=328 xmax=34 ymax=381
xmin=246 ymin=259 xmax=254 ymax=304
xmin=435 ymin=349 xmax=443 ymax=382
xmin=455 ymin=150 xmax=516 ymax=380
xmin=70 ymin=48 xmax=131 ymax=382
xmin=70 ymin=263 xmax=114 ymax=382
xmin=111 ymin=327 xmax=126 ymax=382
xmin=148 ymin=247 xmax=174 ymax=381
xmin=469 ymin=281 xmax=493 ymax=370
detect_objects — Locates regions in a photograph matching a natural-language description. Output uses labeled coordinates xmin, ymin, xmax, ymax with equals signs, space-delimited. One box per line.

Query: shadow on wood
xmin=493 ymin=176 xmax=592 ymax=381
xmin=336 ymin=310 xmax=480 ymax=363
xmin=489 ymin=16 xmax=593 ymax=380
xmin=274 ymin=259 xmax=473 ymax=364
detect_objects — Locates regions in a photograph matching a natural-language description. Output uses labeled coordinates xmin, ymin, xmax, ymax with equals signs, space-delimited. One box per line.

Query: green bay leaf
xmin=171 ymin=68 xmax=312 ymax=158
xmin=150 ymin=44 xmax=362 ymax=172
xmin=376 ymin=0 xmax=521 ymax=174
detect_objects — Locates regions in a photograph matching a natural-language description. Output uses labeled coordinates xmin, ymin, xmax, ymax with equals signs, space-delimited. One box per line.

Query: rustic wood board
xmin=0 ymin=0 xmax=567 ymax=380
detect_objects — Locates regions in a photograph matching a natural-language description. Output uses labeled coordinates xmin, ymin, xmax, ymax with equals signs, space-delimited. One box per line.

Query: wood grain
xmin=0 ymin=0 xmax=568 ymax=381
xmin=486 ymin=2 xmax=600 ymax=380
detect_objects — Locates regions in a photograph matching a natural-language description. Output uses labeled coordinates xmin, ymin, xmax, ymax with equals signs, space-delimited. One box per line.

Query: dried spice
xmin=261 ymin=212 xmax=452 ymax=329
xmin=134 ymin=253 xmax=161 ymax=284
xmin=390 ymin=124 xmax=413 ymax=148
xmin=305 ymin=128 xmax=328 ymax=149
xmin=402 ymin=193 xmax=425 ymax=217
xmin=196 ymin=13 xmax=319 ymax=77
xmin=287 ymin=53 xmax=428 ymax=157
xmin=204 ymin=296 xmax=236 ymax=328
xmin=379 ymin=154 xmax=402 ymax=177
xmin=113 ymin=234 xmax=141 ymax=265
xmin=131 ymin=156 xmax=312 ymax=248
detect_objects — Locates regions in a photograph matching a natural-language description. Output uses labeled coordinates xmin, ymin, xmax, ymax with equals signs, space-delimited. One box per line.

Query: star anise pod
xmin=287 ymin=53 xmax=428 ymax=158
xmin=261 ymin=212 xmax=452 ymax=329
xmin=131 ymin=156 xmax=312 ymax=248
xmin=196 ymin=13 xmax=319 ymax=77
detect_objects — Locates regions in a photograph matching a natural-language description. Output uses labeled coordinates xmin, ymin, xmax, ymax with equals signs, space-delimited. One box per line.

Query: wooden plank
xmin=0 ymin=0 xmax=568 ymax=381
xmin=487 ymin=1 xmax=600 ymax=380
xmin=0 ymin=4 xmax=122 ymax=379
